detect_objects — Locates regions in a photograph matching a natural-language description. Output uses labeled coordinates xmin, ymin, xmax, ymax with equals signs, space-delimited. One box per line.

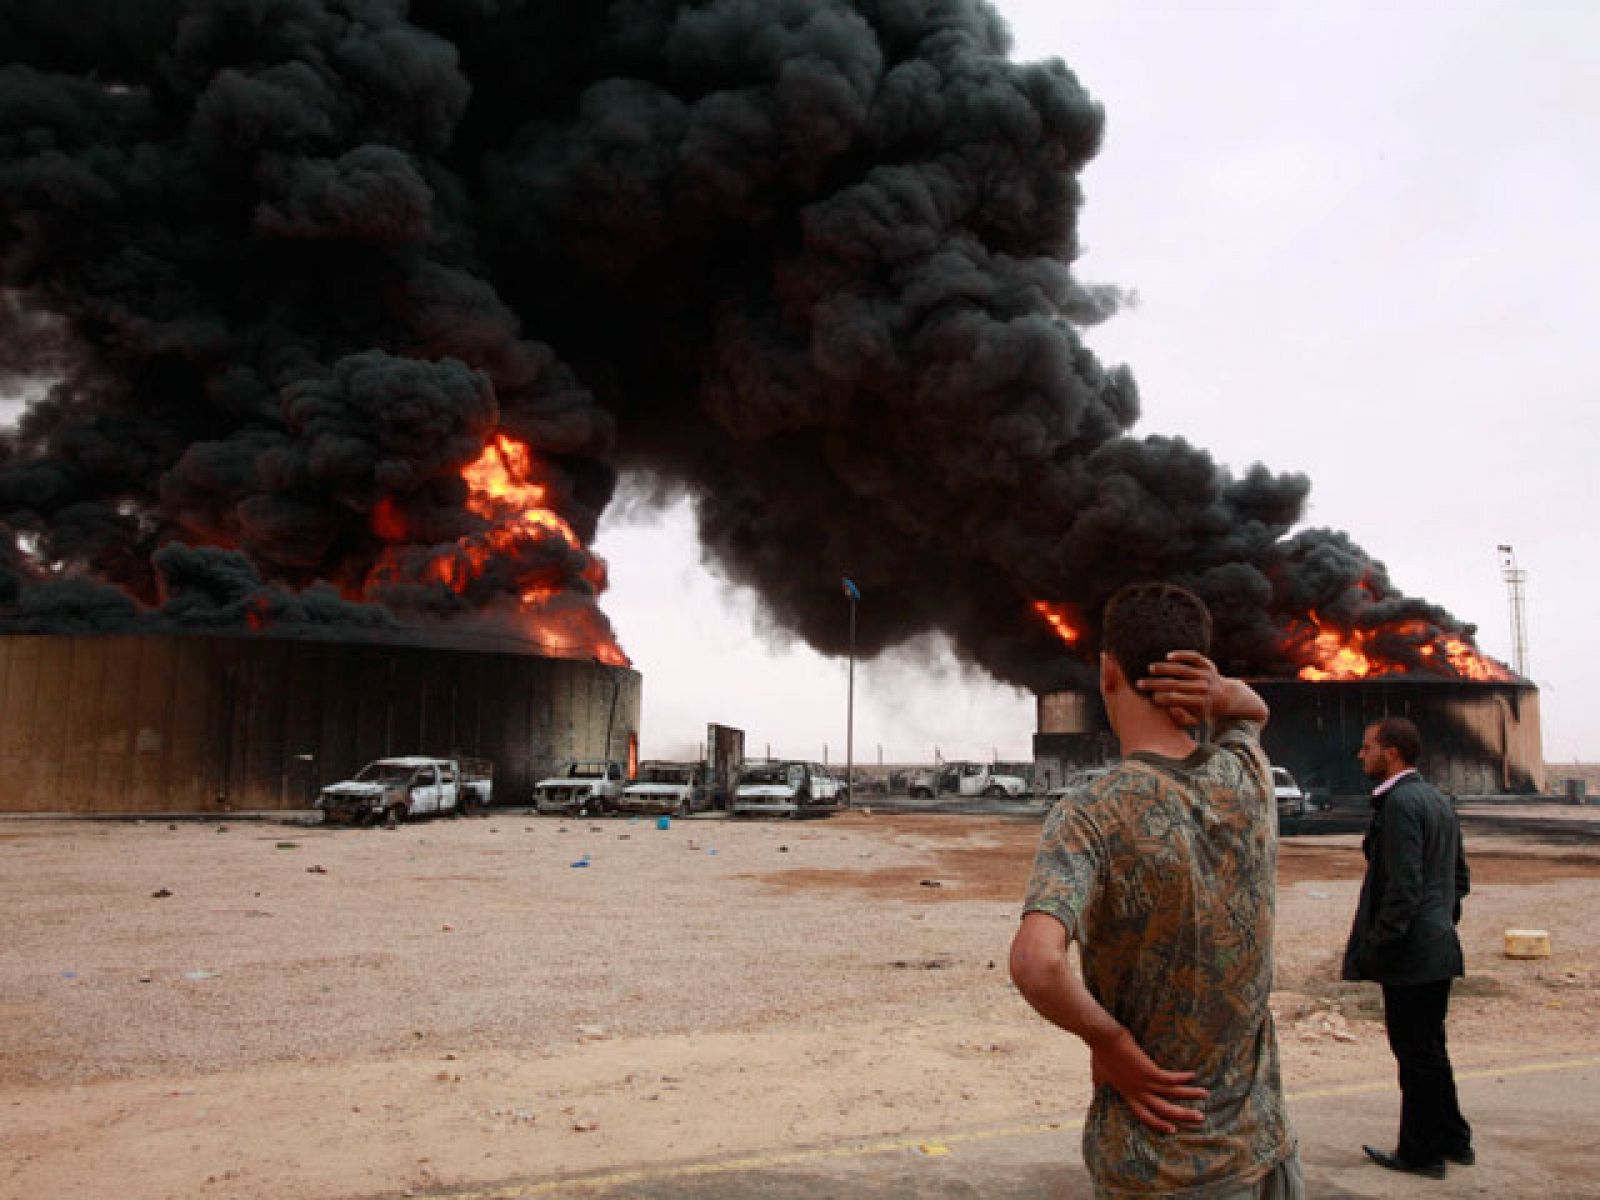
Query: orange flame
xmin=1033 ymin=600 xmax=1083 ymax=649
xmin=1294 ymin=613 xmax=1513 ymax=682
xmin=368 ymin=433 xmax=629 ymax=667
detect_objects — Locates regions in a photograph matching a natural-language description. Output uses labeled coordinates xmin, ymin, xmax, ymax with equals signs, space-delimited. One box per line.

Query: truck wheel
xmin=983 ymin=785 xmax=1005 ymax=798
xmin=910 ymin=787 xmax=932 ymax=800
xmin=384 ymin=804 xmax=404 ymax=828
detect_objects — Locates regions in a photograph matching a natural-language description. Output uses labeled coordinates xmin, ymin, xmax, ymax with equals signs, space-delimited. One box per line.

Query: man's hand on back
xmin=1087 ymin=1026 xmax=1208 ymax=1135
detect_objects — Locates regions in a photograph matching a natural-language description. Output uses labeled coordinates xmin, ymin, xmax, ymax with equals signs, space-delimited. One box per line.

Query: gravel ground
xmin=3 ymin=807 xmax=1598 ymax=1200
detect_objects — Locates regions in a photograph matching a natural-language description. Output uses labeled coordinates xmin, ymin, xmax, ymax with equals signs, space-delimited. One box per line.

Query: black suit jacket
xmin=1341 ymin=773 xmax=1471 ymax=985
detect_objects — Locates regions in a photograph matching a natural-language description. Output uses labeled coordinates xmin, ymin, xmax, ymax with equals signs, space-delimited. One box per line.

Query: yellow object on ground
xmin=1505 ymin=928 xmax=1552 ymax=958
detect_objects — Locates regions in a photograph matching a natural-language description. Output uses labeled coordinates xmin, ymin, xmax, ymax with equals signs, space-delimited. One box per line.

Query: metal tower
xmin=1497 ymin=544 xmax=1529 ymax=677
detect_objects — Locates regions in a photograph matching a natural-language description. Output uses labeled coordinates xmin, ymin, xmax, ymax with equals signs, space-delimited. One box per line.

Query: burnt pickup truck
xmin=616 ymin=760 xmax=711 ymax=817
xmin=533 ymin=760 xmax=627 ymax=815
xmin=317 ymin=757 xmax=492 ymax=826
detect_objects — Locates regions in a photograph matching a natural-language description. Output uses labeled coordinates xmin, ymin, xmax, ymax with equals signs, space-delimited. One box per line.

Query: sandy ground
xmin=2 ymin=807 xmax=1598 ymax=1200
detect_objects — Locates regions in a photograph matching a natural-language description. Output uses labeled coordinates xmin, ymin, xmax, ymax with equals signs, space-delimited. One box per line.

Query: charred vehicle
xmin=533 ymin=760 xmax=627 ymax=815
xmin=617 ymin=761 xmax=711 ymax=816
xmin=908 ymin=761 xmax=1029 ymax=800
xmin=731 ymin=760 xmax=842 ymax=818
xmin=1272 ymin=766 xmax=1308 ymax=820
xmin=317 ymin=757 xmax=489 ymax=826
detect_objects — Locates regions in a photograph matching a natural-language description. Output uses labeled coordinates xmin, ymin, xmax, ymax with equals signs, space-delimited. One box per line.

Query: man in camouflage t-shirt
xmin=1010 ymin=583 xmax=1300 ymax=1199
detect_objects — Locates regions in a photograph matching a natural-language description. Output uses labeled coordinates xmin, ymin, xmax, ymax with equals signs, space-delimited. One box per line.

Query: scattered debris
xmin=306 ymin=864 xmax=327 ymax=874
xmin=151 ymin=888 xmax=173 ymax=899
xmin=917 ymin=1143 xmax=951 ymax=1156
xmin=778 ymin=845 xmax=790 ymax=853
xmin=274 ymin=842 xmax=299 ymax=850
xmin=1297 ymin=1010 xmax=1358 ymax=1043
xmin=489 ymin=1107 xmax=537 ymax=1124
xmin=571 ymin=1118 xmax=599 ymax=1133
xmin=570 ymin=857 xmax=591 ymax=868
xmin=890 ymin=957 xmax=953 ymax=971
xmin=138 ymin=973 xmax=152 ymax=983
xmin=184 ymin=970 xmax=219 ymax=982
xmin=918 ymin=879 xmax=943 ymax=888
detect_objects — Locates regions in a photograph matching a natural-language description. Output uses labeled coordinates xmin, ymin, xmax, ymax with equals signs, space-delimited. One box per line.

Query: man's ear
xmin=1099 ymin=651 xmax=1123 ymax=696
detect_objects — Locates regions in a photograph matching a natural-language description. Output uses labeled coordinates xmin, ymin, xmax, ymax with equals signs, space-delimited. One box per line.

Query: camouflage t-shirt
xmin=1023 ymin=721 xmax=1296 ymax=1198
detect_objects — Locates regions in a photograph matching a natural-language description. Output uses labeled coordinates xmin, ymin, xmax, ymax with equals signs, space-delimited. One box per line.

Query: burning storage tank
xmin=1036 ymin=677 xmax=1543 ymax=801
xmin=0 ymin=630 xmax=639 ymax=815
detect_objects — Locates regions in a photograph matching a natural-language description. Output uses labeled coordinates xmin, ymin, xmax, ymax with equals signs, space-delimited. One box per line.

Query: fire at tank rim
xmin=1038 ymin=674 xmax=1536 ymax=696
xmin=0 ymin=623 xmax=641 ymax=669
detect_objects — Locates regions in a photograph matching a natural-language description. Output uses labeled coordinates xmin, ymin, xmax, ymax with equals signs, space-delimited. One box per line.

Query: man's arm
xmin=1009 ymin=912 xmax=1207 ymax=1134
xmin=1137 ymin=651 xmax=1269 ymax=728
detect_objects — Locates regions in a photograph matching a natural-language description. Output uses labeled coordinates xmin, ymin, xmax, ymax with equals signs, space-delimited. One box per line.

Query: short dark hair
xmin=1102 ymin=583 xmax=1213 ymax=687
xmin=1369 ymin=716 xmax=1421 ymax=766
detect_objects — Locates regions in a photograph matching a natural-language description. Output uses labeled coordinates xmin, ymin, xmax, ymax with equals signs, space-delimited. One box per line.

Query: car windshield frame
xmin=740 ymin=764 xmax=790 ymax=786
xmin=354 ymin=763 xmax=415 ymax=785
xmin=639 ymin=765 xmax=692 ymax=785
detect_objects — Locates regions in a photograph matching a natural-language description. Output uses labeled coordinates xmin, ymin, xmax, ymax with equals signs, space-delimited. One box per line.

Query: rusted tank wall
xmin=0 ymin=633 xmax=641 ymax=814
xmin=1037 ymin=690 xmax=1097 ymax=734
xmin=1034 ymin=679 xmax=1545 ymax=800
xmin=1252 ymin=679 xmax=1543 ymax=799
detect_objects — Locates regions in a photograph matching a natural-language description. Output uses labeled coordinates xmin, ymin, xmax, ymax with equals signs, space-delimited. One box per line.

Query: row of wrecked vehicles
xmin=316 ymin=755 xmax=846 ymax=825
xmin=531 ymin=758 xmax=846 ymax=819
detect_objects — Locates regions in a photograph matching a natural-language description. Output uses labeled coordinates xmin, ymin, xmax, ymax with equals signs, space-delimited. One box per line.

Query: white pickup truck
xmin=317 ymin=757 xmax=492 ymax=826
xmin=731 ymin=760 xmax=843 ymax=818
xmin=533 ymin=760 xmax=628 ymax=815
xmin=907 ymin=761 xmax=1029 ymax=800
xmin=617 ymin=761 xmax=710 ymax=816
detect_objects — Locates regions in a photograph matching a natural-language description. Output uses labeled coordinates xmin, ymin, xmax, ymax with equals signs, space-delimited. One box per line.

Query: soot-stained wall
xmin=1036 ymin=679 xmax=1544 ymax=799
xmin=0 ymin=632 xmax=641 ymax=813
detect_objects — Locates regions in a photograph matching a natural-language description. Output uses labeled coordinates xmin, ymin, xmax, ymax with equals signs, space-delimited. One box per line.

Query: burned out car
xmin=533 ymin=760 xmax=627 ymax=815
xmin=1272 ymin=766 xmax=1308 ymax=820
xmin=617 ymin=761 xmax=710 ymax=816
xmin=317 ymin=757 xmax=487 ymax=826
xmin=731 ymin=760 xmax=842 ymax=818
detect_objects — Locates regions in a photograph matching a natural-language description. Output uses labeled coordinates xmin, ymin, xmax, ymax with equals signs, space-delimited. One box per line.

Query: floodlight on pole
xmin=842 ymin=577 xmax=860 ymax=808
xmin=1497 ymin=545 xmax=1529 ymax=677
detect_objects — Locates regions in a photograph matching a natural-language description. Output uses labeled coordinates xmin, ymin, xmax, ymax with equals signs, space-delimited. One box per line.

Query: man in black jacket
xmin=1342 ymin=716 xmax=1473 ymax=1179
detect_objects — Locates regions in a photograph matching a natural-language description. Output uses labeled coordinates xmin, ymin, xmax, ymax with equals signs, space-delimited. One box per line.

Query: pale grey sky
xmin=598 ymin=0 xmax=1600 ymax=764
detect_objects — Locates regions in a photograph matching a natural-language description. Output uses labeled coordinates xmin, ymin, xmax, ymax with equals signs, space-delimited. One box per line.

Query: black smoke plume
xmin=0 ymin=0 xmax=1502 ymax=684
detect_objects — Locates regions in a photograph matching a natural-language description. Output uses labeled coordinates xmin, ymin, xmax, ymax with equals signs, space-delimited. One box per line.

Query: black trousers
xmin=1382 ymin=979 xmax=1472 ymax=1164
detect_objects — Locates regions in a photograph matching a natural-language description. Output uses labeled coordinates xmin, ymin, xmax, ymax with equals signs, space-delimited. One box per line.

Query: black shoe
xmin=1444 ymin=1146 xmax=1475 ymax=1166
xmin=1363 ymin=1145 xmax=1447 ymax=1179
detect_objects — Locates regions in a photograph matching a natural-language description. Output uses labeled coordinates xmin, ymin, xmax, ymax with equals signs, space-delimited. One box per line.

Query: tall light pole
xmin=843 ymin=577 xmax=860 ymax=808
xmin=1497 ymin=544 xmax=1529 ymax=677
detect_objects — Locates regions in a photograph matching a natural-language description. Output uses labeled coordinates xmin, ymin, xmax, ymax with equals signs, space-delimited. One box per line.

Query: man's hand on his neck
xmin=1138 ymin=651 xmax=1271 ymax=729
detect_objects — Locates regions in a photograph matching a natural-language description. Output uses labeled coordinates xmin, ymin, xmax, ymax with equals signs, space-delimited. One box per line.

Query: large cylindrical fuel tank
xmin=0 ymin=631 xmax=641 ymax=813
